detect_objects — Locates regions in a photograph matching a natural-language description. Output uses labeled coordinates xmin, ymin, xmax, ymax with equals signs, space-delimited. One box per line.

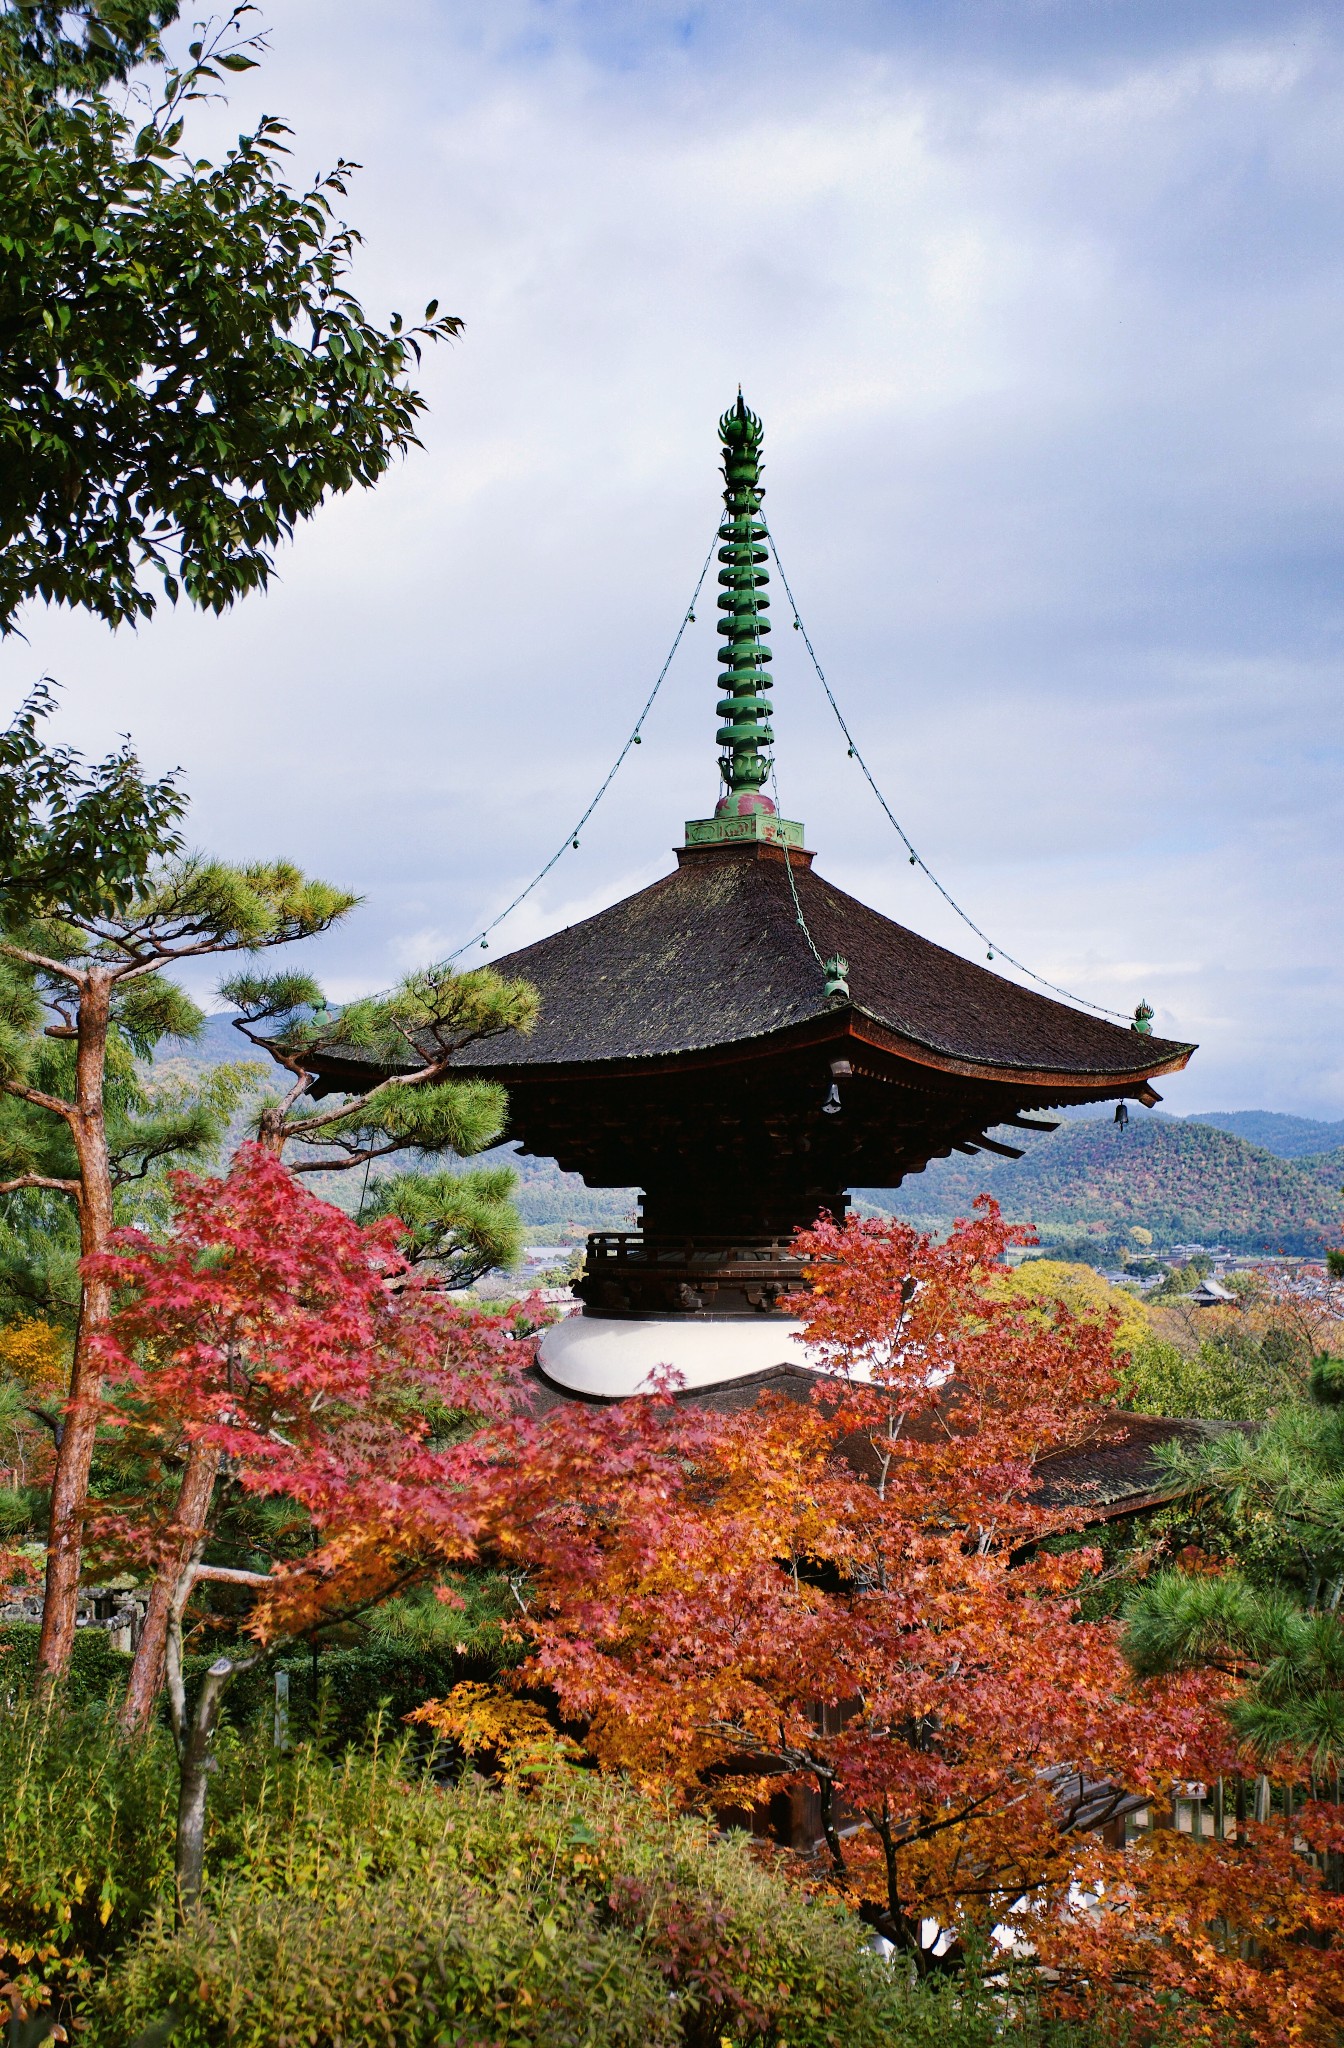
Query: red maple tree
xmin=84 ymin=1147 xmax=537 ymax=1721
xmin=81 ymin=1146 xmax=545 ymax=1901
xmin=458 ymin=1201 xmax=1342 ymax=2042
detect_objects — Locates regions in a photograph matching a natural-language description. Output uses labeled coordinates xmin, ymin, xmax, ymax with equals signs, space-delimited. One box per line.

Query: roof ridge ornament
xmin=684 ymin=396 xmax=805 ymax=853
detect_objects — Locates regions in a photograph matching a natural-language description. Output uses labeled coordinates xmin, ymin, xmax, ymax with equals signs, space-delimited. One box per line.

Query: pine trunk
xmin=35 ymin=971 xmax=116 ymax=1690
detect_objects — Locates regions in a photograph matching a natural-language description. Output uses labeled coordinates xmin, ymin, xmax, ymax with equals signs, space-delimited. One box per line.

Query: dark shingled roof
xmin=465 ymin=846 xmax=1191 ymax=1081
xmin=523 ymin=1360 xmax=823 ymax=1420
xmin=1031 ymin=1413 xmax=1250 ymax=1515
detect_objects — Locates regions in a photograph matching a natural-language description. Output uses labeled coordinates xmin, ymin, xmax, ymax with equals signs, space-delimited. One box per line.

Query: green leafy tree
xmin=1120 ymin=1274 xmax=1322 ymax=1424
xmin=0 ymin=1 xmax=459 ymax=630
xmin=1119 ymin=1323 xmax=1315 ymax=1423
xmin=1 ymin=2 xmax=181 ymax=95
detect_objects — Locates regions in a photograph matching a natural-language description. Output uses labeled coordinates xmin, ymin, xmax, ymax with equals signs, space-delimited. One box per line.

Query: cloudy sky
xmin=8 ymin=0 xmax=1343 ymax=1115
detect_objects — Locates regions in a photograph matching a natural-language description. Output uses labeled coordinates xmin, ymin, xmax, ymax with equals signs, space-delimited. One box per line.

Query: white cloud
xmin=5 ymin=0 xmax=1342 ymax=1113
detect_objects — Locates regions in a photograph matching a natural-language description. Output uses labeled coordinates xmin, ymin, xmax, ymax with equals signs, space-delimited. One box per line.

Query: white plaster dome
xmin=537 ymin=1312 xmax=826 ymax=1399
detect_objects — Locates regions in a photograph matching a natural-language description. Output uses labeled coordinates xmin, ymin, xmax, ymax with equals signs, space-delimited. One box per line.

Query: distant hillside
xmin=863 ymin=1120 xmax=1344 ymax=1254
xmin=159 ymin=1011 xmax=253 ymax=1068
xmin=488 ymin=1151 xmax=637 ymax=1238
xmin=1185 ymin=1110 xmax=1344 ymax=1157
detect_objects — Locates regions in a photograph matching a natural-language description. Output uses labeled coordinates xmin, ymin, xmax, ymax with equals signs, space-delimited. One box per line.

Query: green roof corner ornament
xmin=684 ymin=394 xmax=804 ymax=852
xmin=1131 ymin=1000 xmax=1155 ymax=1036
xmin=823 ymin=954 xmax=850 ymax=999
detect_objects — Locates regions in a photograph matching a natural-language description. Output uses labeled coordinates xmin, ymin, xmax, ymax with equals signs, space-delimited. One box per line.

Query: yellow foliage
xmin=0 ymin=1318 xmax=68 ymax=1398
xmin=992 ymin=1260 xmax=1151 ymax=1356
xmin=411 ymin=1682 xmax=581 ymax=1782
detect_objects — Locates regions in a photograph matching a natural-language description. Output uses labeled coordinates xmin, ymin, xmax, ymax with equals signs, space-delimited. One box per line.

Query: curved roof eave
xmin=449 ymin=1000 xmax=1196 ymax=1094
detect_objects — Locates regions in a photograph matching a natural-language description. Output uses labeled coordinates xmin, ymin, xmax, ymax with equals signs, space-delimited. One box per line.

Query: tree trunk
xmin=164 ymin=1563 xmax=266 ymax=1917
xmin=871 ymin=1807 xmax=926 ymax=1966
xmin=119 ymin=1441 xmax=222 ymax=1734
xmin=36 ymin=970 xmax=115 ymax=1691
xmin=816 ymin=1772 xmax=848 ymax=1880
xmin=254 ymin=1098 xmax=289 ymax=1155
xmin=175 ymin=1654 xmax=250 ymax=1914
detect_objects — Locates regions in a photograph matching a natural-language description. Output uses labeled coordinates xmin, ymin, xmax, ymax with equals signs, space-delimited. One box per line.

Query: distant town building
xmin=1190 ymin=1276 xmax=1239 ymax=1308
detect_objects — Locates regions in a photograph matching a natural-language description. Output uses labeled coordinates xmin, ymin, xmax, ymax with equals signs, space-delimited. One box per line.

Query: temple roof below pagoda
xmin=447 ymin=842 xmax=1191 ymax=1084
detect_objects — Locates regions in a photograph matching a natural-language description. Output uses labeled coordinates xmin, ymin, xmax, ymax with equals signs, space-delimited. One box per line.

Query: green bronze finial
xmin=716 ymin=392 xmax=772 ymax=795
xmin=683 ymin=395 xmax=804 ymax=852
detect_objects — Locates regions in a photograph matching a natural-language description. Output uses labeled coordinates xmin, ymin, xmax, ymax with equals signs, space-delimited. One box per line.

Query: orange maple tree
xmin=464 ymin=1200 xmax=1342 ymax=2041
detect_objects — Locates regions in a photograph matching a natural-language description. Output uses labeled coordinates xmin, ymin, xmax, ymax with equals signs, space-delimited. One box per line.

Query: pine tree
xmin=0 ymin=691 xmax=535 ymax=1690
xmin=1125 ymin=1351 xmax=1344 ymax=1774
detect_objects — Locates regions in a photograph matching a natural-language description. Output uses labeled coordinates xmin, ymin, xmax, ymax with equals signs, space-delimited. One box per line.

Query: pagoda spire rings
xmin=684 ymin=394 xmax=804 ymax=853
xmin=715 ymin=392 xmax=773 ymax=796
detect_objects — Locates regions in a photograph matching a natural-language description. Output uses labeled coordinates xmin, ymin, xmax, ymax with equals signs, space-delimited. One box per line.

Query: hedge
xmin=0 ymin=1622 xmax=130 ymax=1706
xmin=0 ymin=1623 xmax=505 ymax=1744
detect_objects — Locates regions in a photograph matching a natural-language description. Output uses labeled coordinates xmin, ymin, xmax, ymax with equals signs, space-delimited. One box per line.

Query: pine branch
xmin=0 ymin=1171 xmax=80 ymax=1195
xmin=0 ymin=1081 xmax=79 ymax=1124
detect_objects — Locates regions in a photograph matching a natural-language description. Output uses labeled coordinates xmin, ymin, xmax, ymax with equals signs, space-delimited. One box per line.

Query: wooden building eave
xmin=442 ymin=1002 xmax=1194 ymax=1100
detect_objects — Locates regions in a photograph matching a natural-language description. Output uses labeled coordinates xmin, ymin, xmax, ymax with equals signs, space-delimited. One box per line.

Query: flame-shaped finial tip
xmin=719 ymin=391 xmax=762 ymax=445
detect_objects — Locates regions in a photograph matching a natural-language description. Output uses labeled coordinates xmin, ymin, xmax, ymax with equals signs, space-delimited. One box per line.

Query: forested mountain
xmin=1186 ymin=1110 xmax=1344 ymax=1156
xmin=862 ymin=1119 xmax=1344 ymax=1254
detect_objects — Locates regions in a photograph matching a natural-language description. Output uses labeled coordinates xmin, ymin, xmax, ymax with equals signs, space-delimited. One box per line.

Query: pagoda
xmin=305 ymin=397 xmax=1194 ymax=1396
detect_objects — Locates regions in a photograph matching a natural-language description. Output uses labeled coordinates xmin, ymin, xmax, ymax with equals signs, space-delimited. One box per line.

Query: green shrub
xmin=100 ymin=1738 xmax=907 ymax=2048
xmin=100 ymin=1864 xmax=675 ymax=2048
xmin=0 ymin=1706 xmax=902 ymax=2047
xmin=0 ymin=1696 xmax=176 ymax=2008
xmin=0 ymin=1702 xmax=1137 ymax=2047
xmin=1 ymin=1616 xmax=509 ymax=1756
xmin=0 ymin=1621 xmax=131 ymax=1706
xmin=178 ymin=1632 xmax=515 ymax=1750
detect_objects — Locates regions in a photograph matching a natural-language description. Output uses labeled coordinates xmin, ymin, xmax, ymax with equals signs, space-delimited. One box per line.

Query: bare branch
xmin=0 ymin=1081 xmax=79 ymax=1123
xmin=290 ymin=1140 xmax=403 ymax=1175
xmin=0 ymin=940 xmax=86 ymax=986
xmin=191 ymin=1565 xmax=274 ymax=1589
xmin=165 ymin=1560 xmax=272 ymax=1753
xmin=276 ymin=1067 xmax=315 ymax=1111
xmin=109 ymin=953 xmax=194 ymax=985
xmin=0 ymin=1172 xmax=79 ymax=1196
xmin=273 ymin=1056 xmax=454 ymax=1144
